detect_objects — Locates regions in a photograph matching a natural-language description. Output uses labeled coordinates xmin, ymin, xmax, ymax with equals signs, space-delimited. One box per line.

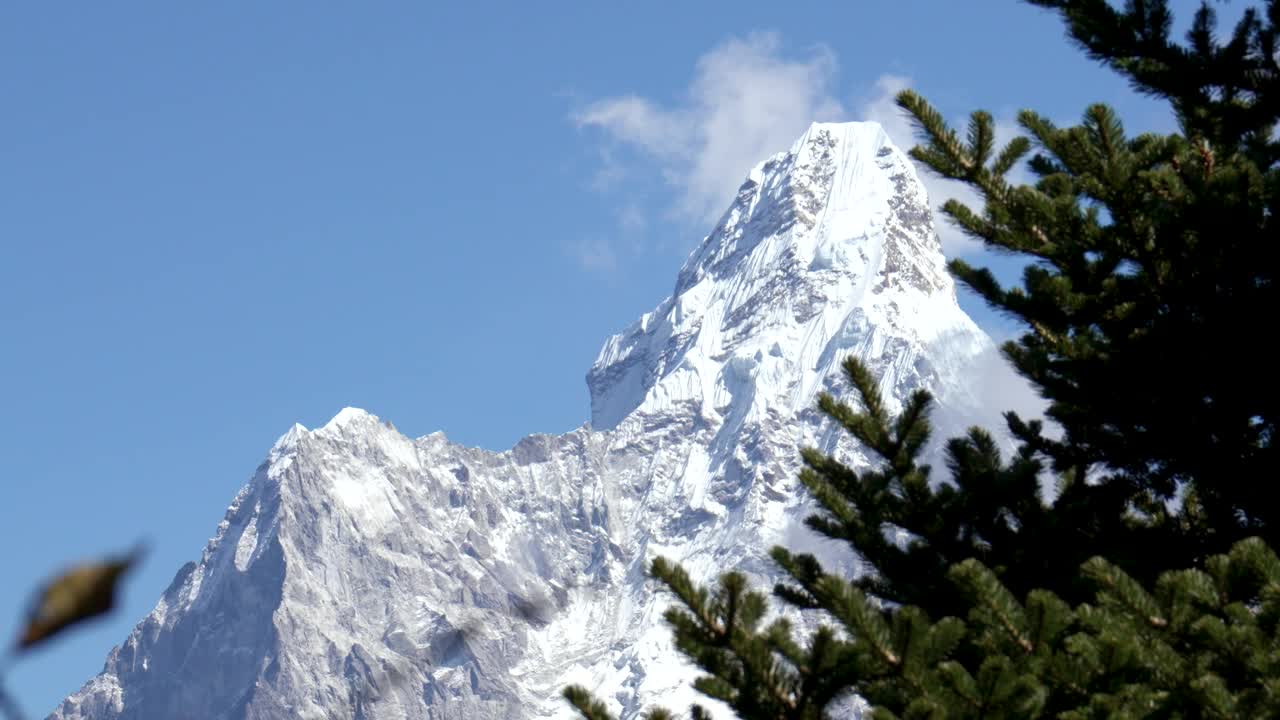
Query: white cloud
xmin=573 ymin=39 xmax=1034 ymax=259
xmin=574 ymin=32 xmax=845 ymax=226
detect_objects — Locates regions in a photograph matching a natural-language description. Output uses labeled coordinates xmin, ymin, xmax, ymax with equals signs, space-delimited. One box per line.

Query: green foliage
xmin=901 ymin=1 xmax=1277 ymax=558
xmin=639 ymin=364 xmax=1280 ymax=718
xmin=574 ymin=539 xmax=1280 ymax=720
xmin=791 ymin=0 xmax=1279 ymax=613
xmin=563 ymin=685 xmax=620 ymax=720
xmin=564 ymin=1 xmax=1278 ymax=718
xmin=777 ymin=356 xmax=1102 ymax=621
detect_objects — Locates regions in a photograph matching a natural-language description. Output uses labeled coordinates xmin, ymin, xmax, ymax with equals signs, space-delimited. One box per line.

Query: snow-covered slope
xmin=52 ymin=122 xmax=1003 ymax=720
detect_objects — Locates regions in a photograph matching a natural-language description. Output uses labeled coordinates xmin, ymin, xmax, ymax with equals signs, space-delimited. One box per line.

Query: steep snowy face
xmin=53 ymin=122 xmax=1000 ymax=720
xmin=588 ymin=122 xmax=980 ymax=434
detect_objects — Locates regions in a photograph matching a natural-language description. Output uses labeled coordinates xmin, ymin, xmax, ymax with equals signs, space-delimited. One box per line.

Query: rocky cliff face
xmin=53 ymin=122 xmax=1005 ymax=720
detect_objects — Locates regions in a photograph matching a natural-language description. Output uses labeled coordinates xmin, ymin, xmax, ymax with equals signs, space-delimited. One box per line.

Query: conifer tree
xmin=565 ymin=1 xmax=1278 ymax=717
xmin=904 ymin=0 xmax=1279 ymax=569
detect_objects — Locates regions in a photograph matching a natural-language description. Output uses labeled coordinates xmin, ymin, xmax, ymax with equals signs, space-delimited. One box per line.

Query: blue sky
xmin=0 ymin=1 xmax=1219 ymax=714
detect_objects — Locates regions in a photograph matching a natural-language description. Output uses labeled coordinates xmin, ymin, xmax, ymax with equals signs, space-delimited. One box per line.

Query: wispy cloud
xmin=573 ymin=32 xmax=845 ymax=227
xmin=588 ymin=146 xmax=628 ymax=192
xmin=570 ymin=239 xmax=618 ymax=273
xmin=572 ymin=37 xmax=1035 ymax=262
xmin=618 ymin=203 xmax=646 ymax=235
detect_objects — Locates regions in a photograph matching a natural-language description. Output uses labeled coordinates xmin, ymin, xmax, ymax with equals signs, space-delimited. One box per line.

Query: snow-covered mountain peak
xmin=52 ymin=120 xmax=1007 ymax=720
xmin=587 ymin=120 xmax=970 ymax=432
xmin=324 ymin=406 xmax=378 ymax=429
xmin=675 ymin=121 xmax=938 ymax=291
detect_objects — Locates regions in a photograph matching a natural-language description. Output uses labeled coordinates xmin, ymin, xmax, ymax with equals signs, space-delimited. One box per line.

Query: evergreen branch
xmin=896 ymin=90 xmax=972 ymax=178
xmin=1081 ymin=557 xmax=1168 ymax=629
xmin=650 ymin=557 xmax=705 ymax=607
xmin=949 ymin=559 xmax=1034 ymax=654
xmin=967 ymin=111 xmax=997 ymax=170
xmin=816 ymin=394 xmax=885 ymax=452
xmin=815 ymin=576 xmax=900 ymax=669
xmin=562 ymin=685 xmax=616 ymax=720
xmin=993 ymin=136 xmax=1034 ymax=178
xmin=770 ymin=547 xmax=825 ymax=609
xmin=842 ymin=356 xmax=891 ymax=434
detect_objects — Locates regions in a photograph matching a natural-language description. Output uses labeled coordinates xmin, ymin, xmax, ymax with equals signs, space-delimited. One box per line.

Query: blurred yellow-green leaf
xmin=16 ymin=546 xmax=144 ymax=651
